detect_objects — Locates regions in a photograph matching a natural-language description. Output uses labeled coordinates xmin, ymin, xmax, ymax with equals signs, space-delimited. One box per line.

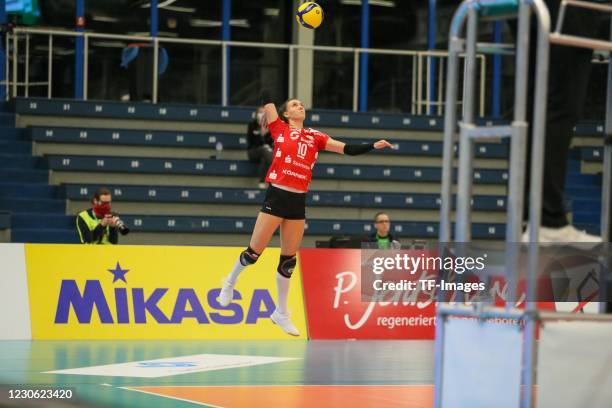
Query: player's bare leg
xmin=219 ymin=212 xmax=282 ymax=307
xmin=270 ymin=218 xmax=305 ymax=336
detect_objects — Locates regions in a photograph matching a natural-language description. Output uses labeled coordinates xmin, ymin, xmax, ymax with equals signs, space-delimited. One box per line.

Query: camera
xmin=111 ymin=212 xmax=130 ymax=235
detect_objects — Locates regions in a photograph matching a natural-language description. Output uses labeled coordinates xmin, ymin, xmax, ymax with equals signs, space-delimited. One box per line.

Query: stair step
xmin=0 ymin=182 xmax=61 ymax=199
xmin=0 ymin=169 xmax=48 ymax=183
xmin=0 ymin=113 xmax=15 ymax=127
xmin=11 ymin=213 xmax=73 ymax=229
xmin=10 ymin=228 xmax=79 ymax=244
xmin=0 ymin=128 xmax=27 ymax=141
xmin=0 ymin=155 xmax=42 ymax=169
xmin=0 ymin=198 xmax=65 ymax=214
xmin=0 ymin=141 xmax=32 ymax=154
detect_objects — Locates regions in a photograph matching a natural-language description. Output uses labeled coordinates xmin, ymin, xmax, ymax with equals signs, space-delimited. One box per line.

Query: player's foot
xmin=270 ymin=309 xmax=300 ymax=336
xmin=219 ymin=279 xmax=235 ymax=307
xmin=521 ymin=224 xmax=601 ymax=244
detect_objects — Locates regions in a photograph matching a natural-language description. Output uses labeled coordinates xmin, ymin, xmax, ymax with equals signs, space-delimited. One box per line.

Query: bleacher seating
xmin=63 ymin=184 xmax=507 ymax=211
xmin=46 ymin=155 xmax=509 ymax=184
xmin=0 ymin=97 xmax=605 ymax=245
xmin=30 ymin=126 xmax=510 ymax=159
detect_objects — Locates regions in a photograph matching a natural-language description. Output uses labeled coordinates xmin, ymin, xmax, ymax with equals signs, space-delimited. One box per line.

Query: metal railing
xmin=2 ymin=27 xmax=487 ymax=116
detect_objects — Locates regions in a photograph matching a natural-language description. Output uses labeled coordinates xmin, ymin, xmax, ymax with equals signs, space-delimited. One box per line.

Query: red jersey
xmin=265 ymin=117 xmax=330 ymax=192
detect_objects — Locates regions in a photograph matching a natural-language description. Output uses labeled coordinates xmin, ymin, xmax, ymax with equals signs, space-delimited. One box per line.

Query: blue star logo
xmin=108 ymin=262 xmax=129 ymax=283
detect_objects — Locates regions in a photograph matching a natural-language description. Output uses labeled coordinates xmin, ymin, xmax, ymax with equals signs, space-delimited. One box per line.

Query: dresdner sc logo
xmin=54 ymin=262 xmax=276 ymax=324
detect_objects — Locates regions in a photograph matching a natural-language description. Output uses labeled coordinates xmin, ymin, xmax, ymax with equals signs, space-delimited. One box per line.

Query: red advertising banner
xmin=299 ymin=248 xmax=436 ymax=339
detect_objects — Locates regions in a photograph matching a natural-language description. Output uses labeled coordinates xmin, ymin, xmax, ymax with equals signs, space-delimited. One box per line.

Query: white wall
xmin=0 ymin=244 xmax=32 ymax=339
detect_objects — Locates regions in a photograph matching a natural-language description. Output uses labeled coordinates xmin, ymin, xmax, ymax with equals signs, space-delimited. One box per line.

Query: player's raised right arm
xmin=260 ymin=90 xmax=278 ymax=124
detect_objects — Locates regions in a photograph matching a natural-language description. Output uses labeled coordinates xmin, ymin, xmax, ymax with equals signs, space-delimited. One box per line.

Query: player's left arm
xmin=324 ymin=137 xmax=394 ymax=155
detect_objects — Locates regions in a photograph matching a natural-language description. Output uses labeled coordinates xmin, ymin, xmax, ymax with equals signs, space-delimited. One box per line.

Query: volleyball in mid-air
xmin=296 ymin=2 xmax=324 ymax=29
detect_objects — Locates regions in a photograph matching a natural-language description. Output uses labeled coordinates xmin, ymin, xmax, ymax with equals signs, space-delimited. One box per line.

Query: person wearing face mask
xmin=76 ymin=187 xmax=119 ymax=244
xmin=247 ymin=105 xmax=274 ymax=189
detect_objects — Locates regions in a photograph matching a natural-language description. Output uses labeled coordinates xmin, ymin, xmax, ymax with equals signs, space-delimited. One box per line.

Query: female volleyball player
xmin=219 ymin=92 xmax=393 ymax=335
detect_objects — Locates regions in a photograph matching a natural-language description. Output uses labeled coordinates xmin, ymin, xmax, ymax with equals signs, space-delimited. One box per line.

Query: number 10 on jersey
xmin=298 ymin=142 xmax=308 ymax=159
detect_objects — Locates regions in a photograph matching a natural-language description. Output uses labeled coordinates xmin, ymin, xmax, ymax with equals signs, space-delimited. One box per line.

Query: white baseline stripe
xmin=118 ymin=386 xmax=223 ymax=408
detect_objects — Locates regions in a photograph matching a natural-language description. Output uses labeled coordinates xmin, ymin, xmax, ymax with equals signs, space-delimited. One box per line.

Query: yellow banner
xmin=25 ymin=244 xmax=307 ymax=340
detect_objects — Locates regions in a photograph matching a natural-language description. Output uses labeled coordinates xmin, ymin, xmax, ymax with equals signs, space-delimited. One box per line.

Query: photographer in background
xmin=76 ymin=187 xmax=128 ymax=244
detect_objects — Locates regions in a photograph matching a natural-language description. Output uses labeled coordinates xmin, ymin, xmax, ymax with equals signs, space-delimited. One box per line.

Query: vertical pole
xmin=411 ymin=54 xmax=417 ymax=114
xmin=151 ymin=0 xmax=159 ymax=103
xmin=417 ymin=54 xmax=423 ymax=114
xmin=438 ymin=58 xmax=444 ymax=115
xmin=24 ymin=34 xmax=29 ymax=97
xmin=439 ymin=35 xmax=464 ymax=242
xmin=428 ymin=0 xmax=437 ymax=115
xmin=83 ymin=35 xmax=88 ymax=100
xmin=492 ymin=21 xmax=503 ymax=118
xmin=74 ymin=0 xmax=85 ymax=99
xmin=524 ymin=2 xmax=550 ymax=407
xmin=12 ymin=32 xmax=16 ymax=98
xmin=359 ymin=0 xmax=369 ymax=112
xmin=288 ymin=45 xmax=295 ymax=101
xmin=507 ymin=2 xmax=530 ymax=244
xmin=599 ymin=5 xmax=612 ymax=313
xmin=4 ymin=34 xmax=8 ymax=101
xmin=601 ymin=16 xmax=612 ymax=242
xmin=48 ymin=35 xmax=53 ymax=98
xmin=454 ymin=7 xmax=478 ymax=242
xmin=436 ymin=5 xmax=470 ymax=406
xmin=479 ymin=57 xmax=485 ymax=117
xmin=504 ymin=0 xmax=531 ymax=306
xmin=0 ymin=0 xmax=6 ymax=101
xmin=222 ymin=0 xmax=231 ymax=106
xmin=153 ymin=38 xmax=159 ymax=104
xmin=353 ymin=50 xmax=359 ymax=112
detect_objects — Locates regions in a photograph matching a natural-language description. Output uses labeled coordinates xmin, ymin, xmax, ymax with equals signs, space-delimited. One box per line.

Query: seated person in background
xmin=76 ymin=187 xmax=119 ymax=245
xmin=371 ymin=212 xmax=401 ymax=249
xmin=247 ymin=105 xmax=274 ymax=189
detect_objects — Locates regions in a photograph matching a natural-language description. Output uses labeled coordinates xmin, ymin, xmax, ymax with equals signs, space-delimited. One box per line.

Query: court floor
xmin=0 ymin=340 xmax=435 ymax=407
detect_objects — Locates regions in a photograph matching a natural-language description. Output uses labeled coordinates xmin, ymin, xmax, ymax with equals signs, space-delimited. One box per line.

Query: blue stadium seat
xmin=0 ymin=140 xmax=31 ymax=154
xmin=0 ymin=169 xmax=48 ymax=183
xmin=116 ymin=214 xmax=505 ymax=239
xmin=0 ymin=155 xmax=43 ymax=169
xmin=64 ymin=184 xmax=507 ymax=211
xmin=0 ymin=182 xmax=60 ymax=198
xmin=579 ymin=146 xmax=603 ymax=162
xmin=47 ymin=155 xmax=509 ymax=184
xmin=10 ymin=228 xmax=80 ymax=244
xmin=15 ymin=98 xmax=605 ymax=134
xmin=0 ymin=198 xmax=65 ymax=214
xmin=31 ymin=126 xmax=509 ymax=159
xmin=30 ymin=126 xmax=247 ymax=150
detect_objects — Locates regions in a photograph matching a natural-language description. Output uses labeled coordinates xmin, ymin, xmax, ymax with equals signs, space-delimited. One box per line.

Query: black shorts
xmin=261 ymin=185 xmax=306 ymax=220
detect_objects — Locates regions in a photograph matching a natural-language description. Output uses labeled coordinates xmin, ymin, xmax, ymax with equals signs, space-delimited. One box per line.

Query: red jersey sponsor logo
xmin=265 ymin=118 xmax=329 ymax=192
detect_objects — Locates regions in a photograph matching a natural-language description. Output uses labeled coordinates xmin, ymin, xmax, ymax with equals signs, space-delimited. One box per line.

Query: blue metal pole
xmin=0 ymin=0 xmax=6 ymax=101
xmin=428 ymin=0 xmax=437 ymax=115
xmin=74 ymin=0 xmax=85 ymax=99
xmin=150 ymin=0 xmax=158 ymax=37
xmin=222 ymin=0 xmax=231 ymax=104
xmin=492 ymin=21 xmax=502 ymax=118
xmin=359 ymin=0 xmax=369 ymax=112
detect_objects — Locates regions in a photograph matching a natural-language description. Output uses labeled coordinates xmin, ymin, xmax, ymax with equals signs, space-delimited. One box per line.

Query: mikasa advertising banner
xmin=24 ymin=244 xmax=307 ymax=339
